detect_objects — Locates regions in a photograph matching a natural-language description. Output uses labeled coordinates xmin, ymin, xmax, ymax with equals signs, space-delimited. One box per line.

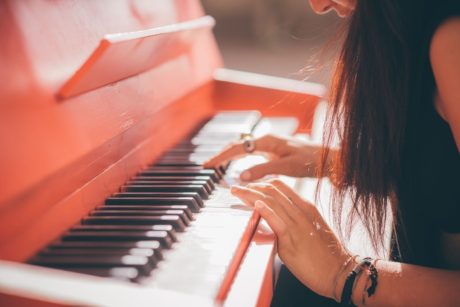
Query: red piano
xmin=0 ymin=1 xmax=323 ymax=306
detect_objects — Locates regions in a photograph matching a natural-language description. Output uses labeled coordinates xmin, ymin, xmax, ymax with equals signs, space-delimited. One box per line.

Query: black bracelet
xmin=365 ymin=259 xmax=378 ymax=297
xmin=340 ymin=258 xmax=372 ymax=306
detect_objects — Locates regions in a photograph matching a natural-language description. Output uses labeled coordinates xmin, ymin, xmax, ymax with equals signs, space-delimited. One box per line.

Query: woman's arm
xmin=346 ymin=259 xmax=460 ymax=306
xmin=345 ymin=17 xmax=460 ymax=307
xmin=430 ymin=17 xmax=460 ymax=151
xmin=231 ymin=180 xmax=460 ymax=306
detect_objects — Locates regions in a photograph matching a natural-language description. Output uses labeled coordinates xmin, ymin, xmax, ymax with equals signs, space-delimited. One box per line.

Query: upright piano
xmin=0 ymin=1 xmax=324 ymax=306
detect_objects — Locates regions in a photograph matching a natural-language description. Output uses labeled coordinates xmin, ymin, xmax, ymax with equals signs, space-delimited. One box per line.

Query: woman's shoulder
xmin=430 ymin=17 xmax=460 ymax=63
xmin=429 ymin=16 xmax=460 ymax=151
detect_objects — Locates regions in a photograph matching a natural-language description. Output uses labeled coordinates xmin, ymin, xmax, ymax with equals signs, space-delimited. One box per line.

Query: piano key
xmin=40 ymin=247 xmax=156 ymax=258
xmin=62 ymin=231 xmax=173 ymax=248
xmin=107 ymin=196 xmax=201 ymax=213
xmin=159 ymin=152 xmax=219 ymax=159
xmin=139 ymin=169 xmax=219 ymax=183
xmin=108 ymin=194 xmax=203 ymax=211
xmin=126 ymin=180 xmax=213 ymax=194
xmin=147 ymin=165 xmax=219 ymax=174
xmin=131 ymin=176 xmax=215 ymax=189
xmin=82 ymin=216 xmax=186 ymax=232
xmin=31 ymin=255 xmax=154 ymax=276
xmin=100 ymin=205 xmax=193 ymax=221
xmin=157 ymin=158 xmax=212 ymax=166
xmin=152 ymin=164 xmax=225 ymax=179
xmin=89 ymin=210 xmax=190 ymax=226
xmin=122 ymin=185 xmax=209 ymax=200
xmin=48 ymin=240 xmax=163 ymax=257
xmin=70 ymin=224 xmax=177 ymax=242
xmin=64 ymin=267 xmax=140 ymax=281
xmin=155 ymin=158 xmax=228 ymax=173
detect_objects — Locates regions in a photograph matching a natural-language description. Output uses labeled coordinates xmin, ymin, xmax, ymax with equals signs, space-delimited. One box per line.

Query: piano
xmin=0 ymin=1 xmax=324 ymax=306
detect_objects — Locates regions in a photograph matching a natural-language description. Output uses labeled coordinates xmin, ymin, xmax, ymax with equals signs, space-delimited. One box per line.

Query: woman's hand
xmin=204 ymin=134 xmax=326 ymax=181
xmin=231 ymin=179 xmax=349 ymax=299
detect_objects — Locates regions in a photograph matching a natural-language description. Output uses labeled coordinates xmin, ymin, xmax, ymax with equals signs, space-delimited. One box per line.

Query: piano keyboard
xmin=29 ymin=111 xmax=264 ymax=299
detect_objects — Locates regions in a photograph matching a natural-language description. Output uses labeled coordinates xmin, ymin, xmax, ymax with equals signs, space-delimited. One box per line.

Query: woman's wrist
xmin=332 ymin=254 xmax=359 ymax=302
xmin=334 ymin=257 xmax=379 ymax=306
xmin=351 ymin=262 xmax=370 ymax=306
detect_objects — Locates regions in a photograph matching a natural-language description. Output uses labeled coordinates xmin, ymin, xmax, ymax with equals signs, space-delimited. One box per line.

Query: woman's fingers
xmin=254 ymin=200 xmax=286 ymax=237
xmin=203 ymin=134 xmax=285 ymax=168
xmin=241 ymin=157 xmax=298 ymax=181
xmin=246 ymin=182 xmax=302 ymax=222
xmin=266 ymin=179 xmax=316 ymax=217
xmin=203 ymin=142 xmax=246 ymax=169
xmin=230 ymin=185 xmax=265 ymax=206
xmin=231 ymin=185 xmax=295 ymax=224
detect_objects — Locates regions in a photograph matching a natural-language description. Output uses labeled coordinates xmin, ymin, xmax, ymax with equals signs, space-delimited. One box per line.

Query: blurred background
xmin=201 ymin=0 xmax=343 ymax=88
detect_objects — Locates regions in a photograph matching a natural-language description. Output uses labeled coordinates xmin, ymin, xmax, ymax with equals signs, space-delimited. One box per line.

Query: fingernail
xmin=240 ymin=170 xmax=251 ymax=181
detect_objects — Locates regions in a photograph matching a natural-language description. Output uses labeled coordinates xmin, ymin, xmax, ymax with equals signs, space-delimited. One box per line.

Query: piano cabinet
xmin=0 ymin=0 xmax=324 ymax=306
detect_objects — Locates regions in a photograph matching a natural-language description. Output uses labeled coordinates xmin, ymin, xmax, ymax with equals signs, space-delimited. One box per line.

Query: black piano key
xmin=152 ymin=162 xmax=226 ymax=177
xmin=147 ymin=166 xmax=221 ymax=179
xmin=90 ymin=210 xmax=190 ymax=226
xmin=100 ymin=205 xmax=193 ymax=221
xmin=50 ymin=240 xmax=160 ymax=249
xmin=155 ymin=158 xmax=207 ymax=166
xmin=125 ymin=180 xmax=213 ymax=195
xmin=39 ymin=248 xmax=160 ymax=269
xmin=110 ymin=193 xmax=203 ymax=209
xmin=62 ymin=231 xmax=173 ymax=249
xmin=131 ymin=176 xmax=216 ymax=190
xmin=82 ymin=216 xmax=186 ymax=232
xmin=70 ymin=224 xmax=177 ymax=242
xmin=31 ymin=255 xmax=154 ymax=276
xmin=126 ymin=180 xmax=213 ymax=194
xmin=106 ymin=196 xmax=201 ymax=213
xmin=64 ymin=267 xmax=140 ymax=281
xmin=131 ymin=176 xmax=215 ymax=189
xmin=40 ymin=247 xmax=156 ymax=259
xmin=48 ymin=241 xmax=163 ymax=259
xmin=139 ymin=169 xmax=219 ymax=183
xmin=122 ymin=185 xmax=209 ymax=200
xmin=159 ymin=153 xmax=216 ymax=160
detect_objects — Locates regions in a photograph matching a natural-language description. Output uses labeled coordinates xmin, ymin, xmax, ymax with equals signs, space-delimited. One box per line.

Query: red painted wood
xmin=0 ymin=0 xmax=221 ymax=260
xmin=213 ymin=80 xmax=319 ymax=133
xmin=0 ymin=1 xmax=321 ymax=305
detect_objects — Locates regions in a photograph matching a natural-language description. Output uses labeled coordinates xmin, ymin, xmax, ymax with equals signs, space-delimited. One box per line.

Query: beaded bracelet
xmin=361 ymin=258 xmax=379 ymax=305
xmin=340 ymin=257 xmax=373 ymax=306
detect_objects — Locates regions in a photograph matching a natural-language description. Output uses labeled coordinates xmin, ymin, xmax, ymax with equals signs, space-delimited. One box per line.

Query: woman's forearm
xmin=341 ymin=259 xmax=460 ymax=306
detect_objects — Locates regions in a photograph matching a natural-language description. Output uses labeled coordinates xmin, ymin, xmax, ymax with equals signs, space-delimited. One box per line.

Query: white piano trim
xmin=0 ymin=260 xmax=214 ymax=307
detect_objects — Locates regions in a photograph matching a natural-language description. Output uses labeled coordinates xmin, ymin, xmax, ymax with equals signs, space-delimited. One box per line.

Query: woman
xmin=205 ymin=0 xmax=460 ymax=306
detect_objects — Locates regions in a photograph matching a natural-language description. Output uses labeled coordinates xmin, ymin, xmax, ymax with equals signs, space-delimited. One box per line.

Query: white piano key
xmin=139 ymin=186 xmax=255 ymax=299
xmin=130 ymin=116 xmax=301 ymax=298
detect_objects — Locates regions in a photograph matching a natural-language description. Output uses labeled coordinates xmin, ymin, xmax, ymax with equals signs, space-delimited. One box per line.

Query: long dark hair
xmin=320 ymin=1 xmax=427 ymax=252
